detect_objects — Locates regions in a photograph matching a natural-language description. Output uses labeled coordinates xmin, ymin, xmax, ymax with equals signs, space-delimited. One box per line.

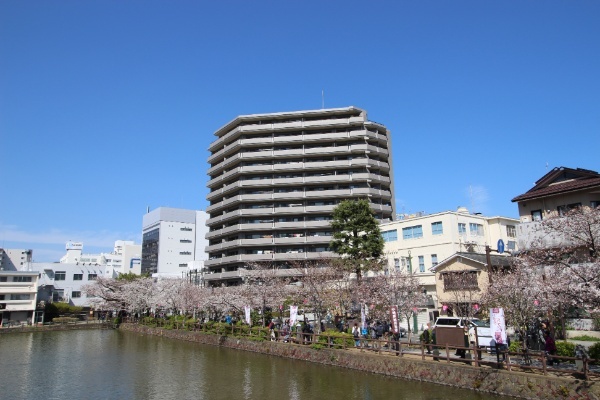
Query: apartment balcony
xmin=204 ymin=254 xmax=242 ymax=267
xmin=303 ymin=160 xmax=352 ymax=170
xmin=305 ymin=205 xmax=336 ymax=213
xmin=202 ymin=269 xmax=244 ymax=281
xmin=205 ymin=240 xmax=243 ymax=253
xmin=271 ymin=177 xmax=304 ymax=186
xmin=304 ymin=189 xmax=351 ymax=198
xmin=273 ymin=220 xmax=330 ymax=229
xmin=271 ymin=162 xmax=304 ymax=172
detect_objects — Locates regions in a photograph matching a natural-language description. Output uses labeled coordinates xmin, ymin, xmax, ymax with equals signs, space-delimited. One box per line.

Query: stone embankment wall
xmin=120 ymin=323 xmax=599 ymax=400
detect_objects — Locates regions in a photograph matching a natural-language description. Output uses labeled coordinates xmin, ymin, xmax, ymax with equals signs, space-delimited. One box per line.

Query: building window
xmin=73 ymin=274 xmax=83 ymax=281
xmin=180 ymin=239 xmax=192 ymax=243
xmin=443 ymin=272 xmax=478 ymax=291
xmin=180 ymin=227 xmax=193 ymax=231
xmin=179 ymin=251 xmax=192 ymax=255
xmin=394 ymin=258 xmax=400 ymax=271
xmin=469 ymin=223 xmax=484 ymax=236
xmin=13 ymin=276 xmax=32 ymax=282
xmin=507 ymin=241 xmax=516 ymax=250
xmin=506 ymin=225 xmax=516 ymax=238
xmin=88 ymin=273 xmax=97 ymax=280
xmin=458 ymin=223 xmax=466 ymax=235
xmin=431 ymin=221 xmax=443 ymax=235
xmin=71 ymin=291 xmax=81 ymax=298
xmin=0 ymin=277 xmax=6 ymax=282
xmin=55 ymin=271 xmax=66 ymax=281
xmin=418 ymin=256 xmax=425 ymax=272
xmin=591 ymin=201 xmax=600 ymax=209
xmin=52 ymin=290 xmax=64 ymax=302
xmin=402 ymin=225 xmax=423 ymax=239
xmin=10 ymin=294 xmax=31 ymax=300
xmin=431 ymin=254 xmax=438 ymax=267
xmin=179 ymin=263 xmax=188 ymax=267
xmin=557 ymin=203 xmax=582 ymax=216
xmin=382 ymin=229 xmax=398 ymax=242
xmin=531 ymin=210 xmax=542 ymax=222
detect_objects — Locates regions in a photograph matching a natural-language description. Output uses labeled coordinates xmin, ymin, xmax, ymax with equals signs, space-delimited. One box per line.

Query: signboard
xmin=389 ymin=306 xmax=400 ymax=334
xmin=497 ymin=239 xmax=505 ymax=254
xmin=490 ymin=307 xmax=507 ymax=345
xmin=361 ymin=304 xmax=367 ymax=329
xmin=65 ymin=241 xmax=83 ymax=250
xmin=289 ymin=305 xmax=298 ymax=326
xmin=244 ymin=306 xmax=251 ymax=325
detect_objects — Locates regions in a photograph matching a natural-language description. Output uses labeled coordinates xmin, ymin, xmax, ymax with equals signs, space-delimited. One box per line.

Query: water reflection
xmin=0 ymin=330 xmax=511 ymax=400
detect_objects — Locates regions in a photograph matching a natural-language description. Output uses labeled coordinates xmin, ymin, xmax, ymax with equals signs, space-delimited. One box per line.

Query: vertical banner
xmin=361 ymin=303 xmax=366 ymax=329
xmin=490 ymin=307 xmax=507 ymax=345
xmin=389 ymin=306 xmax=400 ymax=334
xmin=289 ymin=305 xmax=298 ymax=326
xmin=244 ymin=306 xmax=251 ymax=325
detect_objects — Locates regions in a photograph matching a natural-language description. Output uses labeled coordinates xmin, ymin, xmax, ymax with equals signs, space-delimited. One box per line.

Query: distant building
xmin=0 ymin=270 xmax=40 ymax=325
xmin=24 ymin=240 xmax=141 ymax=307
xmin=380 ymin=207 xmax=518 ymax=330
xmin=30 ymin=262 xmax=101 ymax=307
xmin=205 ymin=106 xmax=395 ymax=286
xmin=141 ymin=207 xmax=209 ymax=277
xmin=61 ymin=240 xmax=142 ymax=277
xmin=512 ymin=166 xmax=600 ymax=249
xmin=0 ymin=248 xmax=32 ymax=271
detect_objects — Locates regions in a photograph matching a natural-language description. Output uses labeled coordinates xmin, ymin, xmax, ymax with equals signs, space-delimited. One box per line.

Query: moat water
xmin=0 ymin=330 xmax=512 ymax=399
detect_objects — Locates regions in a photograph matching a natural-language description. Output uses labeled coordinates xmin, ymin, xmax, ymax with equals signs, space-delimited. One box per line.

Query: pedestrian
xmin=352 ymin=323 xmax=360 ymax=347
xmin=422 ymin=322 xmax=432 ymax=354
xmin=544 ymin=332 xmax=558 ymax=366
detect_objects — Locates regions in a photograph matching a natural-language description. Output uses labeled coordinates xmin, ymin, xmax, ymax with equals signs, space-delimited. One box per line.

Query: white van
xmin=433 ymin=317 xmax=493 ymax=348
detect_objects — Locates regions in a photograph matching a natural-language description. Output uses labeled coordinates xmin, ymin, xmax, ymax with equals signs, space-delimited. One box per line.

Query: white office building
xmin=141 ymin=207 xmax=209 ymax=277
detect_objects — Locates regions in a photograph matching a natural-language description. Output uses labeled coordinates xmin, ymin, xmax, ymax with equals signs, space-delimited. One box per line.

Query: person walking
xmin=544 ymin=332 xmax=558 ymax=366
xmin=352 ymin=323 xmax=360 ymax=347
xmin=422 ymin=323 xmax=432 ymax=354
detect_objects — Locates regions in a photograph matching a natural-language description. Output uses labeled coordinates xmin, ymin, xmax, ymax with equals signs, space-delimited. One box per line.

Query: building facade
xmin=141 ymin=208 xmax=208 ymax=277
xmin=204 ymin=107 xmax=395 ymax=286
xmin=512 ymin=166 xmax=600 ymax=249
xmin=0 ymin=271 xmax=39 ymax=325
xmin=380 ymin=207 xmax=518 ymax=329
xmin=0 ymin=248 xmax=32 ymax=271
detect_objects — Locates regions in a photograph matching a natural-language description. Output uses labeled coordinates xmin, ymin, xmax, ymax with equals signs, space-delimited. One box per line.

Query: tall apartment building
xmin=205 ymin=107 xmax=395 ymax=286
xmin=141 ymin=207 xmax=208 ymax=276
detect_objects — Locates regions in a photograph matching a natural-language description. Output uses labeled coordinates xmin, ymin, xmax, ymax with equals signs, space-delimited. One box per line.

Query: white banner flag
xmin=244 ymin=306 xmax=251 ymax=325
xmin=289 ymin=305 xmax=298 ymax=326
xmin=490 ymin=307 xmax=507 ymax=345
xmin=361 ymin=303 xmax=366 ymax=329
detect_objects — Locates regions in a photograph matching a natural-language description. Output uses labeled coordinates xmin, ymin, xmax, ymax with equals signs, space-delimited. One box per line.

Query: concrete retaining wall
xmin=119 ymin=323 xmax=600 ymax=400
xmin=0 ymin=323 xmax=112 ymax=334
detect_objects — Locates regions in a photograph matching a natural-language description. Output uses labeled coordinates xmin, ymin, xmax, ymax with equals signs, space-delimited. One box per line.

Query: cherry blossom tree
xmin=527 ymin=205 xmax=600 ymax=312
xmin=481 ymin=260 xmax=550 ymax=349
xmin=240 ymin=261 xmax=293 ymax=326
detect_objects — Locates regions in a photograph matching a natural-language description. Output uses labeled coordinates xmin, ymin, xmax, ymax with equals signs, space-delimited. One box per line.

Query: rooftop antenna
xmin=322 ymin=90 xmax=324 ymax=109
xmin=147 ymin=206 xmax=150 ymax=214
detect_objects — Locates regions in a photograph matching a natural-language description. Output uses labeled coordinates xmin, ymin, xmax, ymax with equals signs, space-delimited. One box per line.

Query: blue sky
xmin=1 ymin=1 xmax=599 ymax=262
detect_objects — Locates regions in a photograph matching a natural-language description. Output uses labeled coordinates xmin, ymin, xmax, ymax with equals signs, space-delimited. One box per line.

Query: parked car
xmin=433 ymin=317 xmax=492 ymax=348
